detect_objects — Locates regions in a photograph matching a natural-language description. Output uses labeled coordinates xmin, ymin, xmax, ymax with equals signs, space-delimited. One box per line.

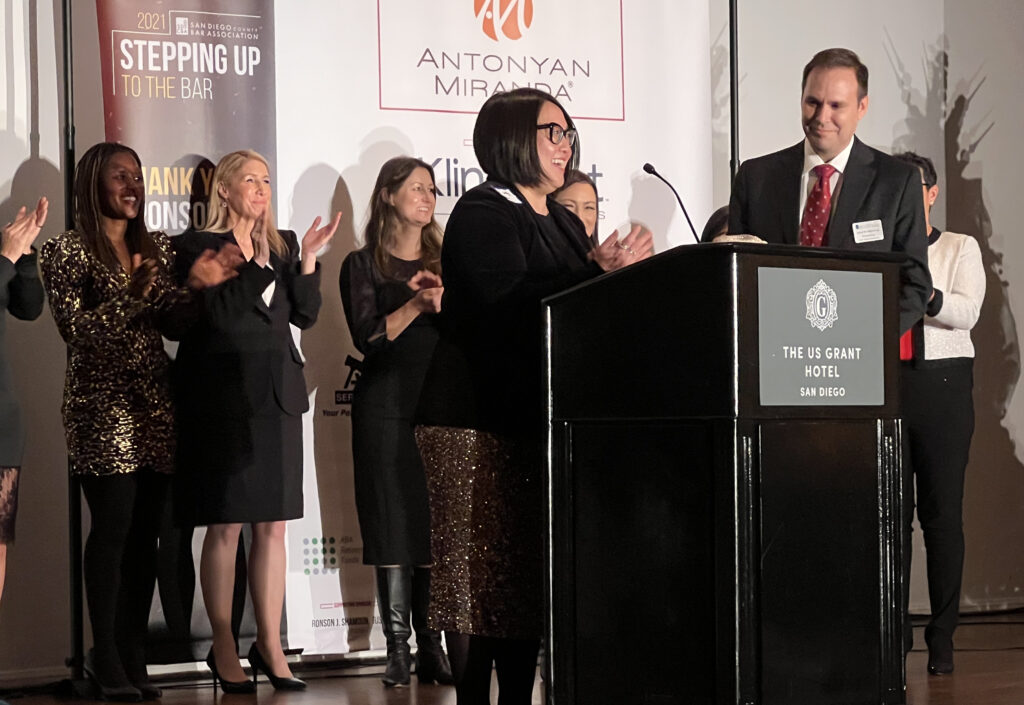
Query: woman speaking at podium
xmin=415 ymin=88 xmax=652 ymax=704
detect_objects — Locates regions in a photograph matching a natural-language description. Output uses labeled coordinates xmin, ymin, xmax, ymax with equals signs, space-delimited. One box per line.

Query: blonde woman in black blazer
xmin=174 ymin=149 xmax=339 ymax=693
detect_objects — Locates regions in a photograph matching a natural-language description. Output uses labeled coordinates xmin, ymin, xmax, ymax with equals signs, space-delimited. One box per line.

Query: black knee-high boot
xmin=411 ymin=567 xmax=454 ymax=684
xmin=376 ymin=566 xmax=412 ymax=686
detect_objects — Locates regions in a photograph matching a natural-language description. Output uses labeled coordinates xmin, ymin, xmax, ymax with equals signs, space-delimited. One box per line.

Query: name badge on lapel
xmin=493 ymin=187 xmax=522 ymax=205
xmin=852 ymin=219 xmax=884 ymax=243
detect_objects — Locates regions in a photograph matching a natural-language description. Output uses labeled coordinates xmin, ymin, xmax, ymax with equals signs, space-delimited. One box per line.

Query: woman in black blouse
xmin=0 ymin=197 xmax=47 ymax=609
xmin=340 ymin=156 xmax=452 ymax=688
xmin=415 ymin=88 xmax=652 ymax=705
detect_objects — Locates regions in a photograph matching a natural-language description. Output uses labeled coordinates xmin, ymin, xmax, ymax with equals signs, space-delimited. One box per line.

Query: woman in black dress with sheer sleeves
xmin=340 ymin=156 xmax=452 ymax=688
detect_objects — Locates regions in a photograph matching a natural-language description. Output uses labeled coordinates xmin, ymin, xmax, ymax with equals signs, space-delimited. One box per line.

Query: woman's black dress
xmin=340 ymin=250 xmax=438 ymax=565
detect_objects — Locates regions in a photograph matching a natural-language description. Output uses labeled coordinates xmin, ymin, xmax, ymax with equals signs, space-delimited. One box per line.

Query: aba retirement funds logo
xmin=377 ymin=0 xmax=625 ymax=119
xmin=324 ymin=354 xmax=360 ymax=417
xmin=805 ymin=279 xmax=838 ymax=331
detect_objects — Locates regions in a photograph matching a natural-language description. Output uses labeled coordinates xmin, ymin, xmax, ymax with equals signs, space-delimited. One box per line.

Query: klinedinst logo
xmin=805 ymin=279 xmax=838 ymax=331
xmin=476 ymin=0 xmax=534 ymax=41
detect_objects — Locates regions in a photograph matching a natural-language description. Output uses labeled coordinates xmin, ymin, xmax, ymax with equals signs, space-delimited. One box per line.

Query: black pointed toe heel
xmin=83 ymin=650 xmax=144 ymax=702
xmin=247 ymin=644 xmax=306 ymax=691
xmin=206 ymin=648 xmax=256 ymax=694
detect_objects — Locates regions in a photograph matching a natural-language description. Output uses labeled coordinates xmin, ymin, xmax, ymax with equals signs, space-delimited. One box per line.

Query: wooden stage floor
xmin=3 ymin=618 xmax=1023 ymax=705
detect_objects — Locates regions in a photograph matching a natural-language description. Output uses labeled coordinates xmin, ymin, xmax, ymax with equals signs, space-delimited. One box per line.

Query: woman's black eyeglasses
xmin=537 ymin=123 xmax=577 ymax=147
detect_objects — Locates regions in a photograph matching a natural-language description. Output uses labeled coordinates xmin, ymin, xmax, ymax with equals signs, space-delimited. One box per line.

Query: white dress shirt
xmin=799 ymin=137 xmax=856 ymax=226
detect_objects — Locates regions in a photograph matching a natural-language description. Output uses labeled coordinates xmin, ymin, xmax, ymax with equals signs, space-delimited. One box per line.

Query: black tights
xmin=445 ymin=631 xmax=539 ymax=705
xmin=80 ymin=472 xmax=168 ymax=687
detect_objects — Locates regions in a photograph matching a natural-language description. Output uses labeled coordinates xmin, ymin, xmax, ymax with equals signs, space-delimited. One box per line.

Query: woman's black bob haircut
xmin=472 ymin=87 xmax=580 ymax=187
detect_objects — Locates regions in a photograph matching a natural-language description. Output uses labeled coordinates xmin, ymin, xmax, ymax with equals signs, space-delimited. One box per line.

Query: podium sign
xmin=757 ymin=267 xmax=885 ymax=406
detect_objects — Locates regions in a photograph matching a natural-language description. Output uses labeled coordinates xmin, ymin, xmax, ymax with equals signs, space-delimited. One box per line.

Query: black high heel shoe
xmin=206 ymin=648 xmax=256 ymax=694
xmin=133 ymin=682 xmax=162 ymax=701
xmin=83 ymin=657 xmax=144 ymax=702
xmin=247 ymin=643 xmax=306 ymax=691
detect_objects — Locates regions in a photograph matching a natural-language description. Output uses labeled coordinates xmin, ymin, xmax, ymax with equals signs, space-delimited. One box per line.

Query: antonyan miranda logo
xmin=476 ymin=0 xmax=533 ymax=41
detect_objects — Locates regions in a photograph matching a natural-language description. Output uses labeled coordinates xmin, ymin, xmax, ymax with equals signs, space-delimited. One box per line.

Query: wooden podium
xmin=543 ymin=243 xmax=906 ymax=705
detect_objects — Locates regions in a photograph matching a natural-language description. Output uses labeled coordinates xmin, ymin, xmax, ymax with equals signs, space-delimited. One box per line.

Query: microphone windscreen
xmin=642 ymin=163 xmax=656 ymax=174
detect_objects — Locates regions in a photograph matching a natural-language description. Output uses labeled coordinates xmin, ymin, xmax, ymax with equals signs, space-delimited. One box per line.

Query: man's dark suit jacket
xmin=728 ymin=137 xmax=931 ymax=334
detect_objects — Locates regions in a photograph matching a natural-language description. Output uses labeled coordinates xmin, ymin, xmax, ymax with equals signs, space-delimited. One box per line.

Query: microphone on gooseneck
xmin=643 ymin=163 xmax=700 ymax=244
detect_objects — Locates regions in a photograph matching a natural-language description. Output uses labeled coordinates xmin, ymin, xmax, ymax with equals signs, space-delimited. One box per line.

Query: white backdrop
xmin=274 ymin=0 xmax=713 ymax=654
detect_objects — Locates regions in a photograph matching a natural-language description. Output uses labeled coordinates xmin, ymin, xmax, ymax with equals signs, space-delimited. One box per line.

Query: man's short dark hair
xmin=893 ymin=151 xmax=938 ymax=188
xmin=802 ymin=48 xmax=869 ymax=100
xmin=473 ymin=88 xmax=579 ymax=187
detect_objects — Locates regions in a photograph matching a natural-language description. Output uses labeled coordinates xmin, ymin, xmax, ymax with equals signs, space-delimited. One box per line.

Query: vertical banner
xmin=96 ymin=0 xmax=276 ymax=235
xmin=94 ymin=0 xmax=277 ymax=662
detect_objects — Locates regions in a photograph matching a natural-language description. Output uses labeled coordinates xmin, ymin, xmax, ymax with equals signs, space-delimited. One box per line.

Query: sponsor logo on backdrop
xmin=476 ymin=0 xmax=534 ymax=41
xmin=301 ymin=535 xmax=361 ymax=576
xmin=319 ymin=600 xmax=373 ymax=610
xmin=323 ymin=355 xmax=360 ymax=417
xmin=312 ymin=617 xmax=369 ymax=629
xmin=378 ymin=0 xmax=624 ymax=119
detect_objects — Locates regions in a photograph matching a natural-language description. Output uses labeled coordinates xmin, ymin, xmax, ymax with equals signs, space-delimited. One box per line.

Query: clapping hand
xmin=591 ymin=223 xmax=655 ymax=272
xmin=301 ymin=212 xmax=342 ymax=273
xmin=1 ymin=197 xmax=48 ymax=262
xmin=408 ymin=269 xmax=443 ymax=314
xmin=408 ymin=270 xmax=442 ymax=291
xmin=127 ymin=254 xmax=159 ymax=300
xmin=187 ymin=243 xmax=245 ymax=289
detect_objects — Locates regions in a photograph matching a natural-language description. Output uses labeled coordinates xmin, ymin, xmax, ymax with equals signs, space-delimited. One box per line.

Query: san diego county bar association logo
xmin=476 ymin=0 xmax=534 ymax=41
xmin=805 ymin=279 xmax=838 ymax=331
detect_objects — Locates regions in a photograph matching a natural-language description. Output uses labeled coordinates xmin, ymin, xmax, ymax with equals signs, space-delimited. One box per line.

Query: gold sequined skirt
xmin=415 ymin=426 xmax=544 ymax=640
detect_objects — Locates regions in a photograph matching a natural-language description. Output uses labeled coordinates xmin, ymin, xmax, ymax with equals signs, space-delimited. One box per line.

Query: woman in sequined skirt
xmin=340 ymin=157 xmax=452 ymax=688
xmin=173 ymin=150 xmax=338 ymax=693
xmin=40 ymin=142 xmax=241 ymax=701
xmin=414 ymin=88 xmax=653 ymax=704
xmin=0 ymin=197 xmax=47 ymax=608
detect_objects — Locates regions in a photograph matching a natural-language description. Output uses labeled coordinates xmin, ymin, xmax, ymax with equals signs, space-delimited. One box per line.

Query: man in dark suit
xmin=728 ymin=47 xmax=931 ymax=334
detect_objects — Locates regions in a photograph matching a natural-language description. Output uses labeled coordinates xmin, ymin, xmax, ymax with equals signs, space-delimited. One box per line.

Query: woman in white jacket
xmin=895 ymin=151 xmax=985 ymax=677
